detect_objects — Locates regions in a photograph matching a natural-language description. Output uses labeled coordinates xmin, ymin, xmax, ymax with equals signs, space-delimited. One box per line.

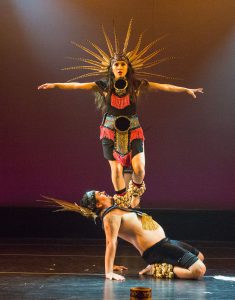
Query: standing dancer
xmin=38 ymin=20 xmax=203 ymax=208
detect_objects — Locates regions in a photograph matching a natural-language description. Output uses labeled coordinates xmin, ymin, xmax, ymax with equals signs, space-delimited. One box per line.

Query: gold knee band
xmin=152 ymin=263 xmax=174 ymax=279
xmin=113 ymin=192 xmax=131 ymax=208
xmin=128 ymin=180 xmax=146 ymax=197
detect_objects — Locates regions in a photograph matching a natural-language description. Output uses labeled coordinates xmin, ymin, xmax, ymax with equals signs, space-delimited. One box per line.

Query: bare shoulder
xmin=103 ymin=211 xmax=122 ymax=224
xmin=103 ymin=212 xmax=122 ymax=238
xmin=103 ymin=210 xmax=137 ymax=228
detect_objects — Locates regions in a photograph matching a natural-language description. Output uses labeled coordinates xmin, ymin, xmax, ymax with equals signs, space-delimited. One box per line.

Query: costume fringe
xmin=111 ymin=94 xmax=130 ymax=109
xmin=141 ymin=214 xmax=159 ymax=230
xmin=100 ymin=126 xmax=115 ymax=140
xmin=130 ymin=127 xmax=145 ymax=143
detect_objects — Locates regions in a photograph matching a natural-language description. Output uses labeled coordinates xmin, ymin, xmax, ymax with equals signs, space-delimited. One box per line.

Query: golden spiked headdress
xmin=62 ymin=19 xmax=176 ymax=81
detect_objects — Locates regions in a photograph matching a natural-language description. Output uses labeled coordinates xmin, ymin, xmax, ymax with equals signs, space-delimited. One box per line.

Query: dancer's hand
xmin=113 ymin=265 xmax=128 ymax=272
xmin=139 ymin=264 xmax=153 ymax=275
xmin=38 ymin=83 xmax=56 ymax=90
xmin=186 ymin=88 xmax=204 ymax=99
xmin=106 ymin=272 xmax=125 ymax=281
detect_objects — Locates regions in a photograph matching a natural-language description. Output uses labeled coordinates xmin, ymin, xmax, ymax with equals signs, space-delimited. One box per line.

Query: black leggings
xmin=142 ymin=238 xmax=199 ymax=269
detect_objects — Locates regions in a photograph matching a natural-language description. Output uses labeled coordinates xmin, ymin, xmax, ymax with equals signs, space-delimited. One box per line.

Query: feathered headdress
xmin=39 ymin=195 xmax=98 ymax=223
xmin=62 ymin=19 xmax=176 ymax=81
xmin=39 ymin=195 xmax=159 ymax=231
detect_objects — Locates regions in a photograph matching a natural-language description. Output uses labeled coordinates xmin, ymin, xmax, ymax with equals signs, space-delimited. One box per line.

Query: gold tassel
xmin=141 ymin=214 xmax=159 ymax=230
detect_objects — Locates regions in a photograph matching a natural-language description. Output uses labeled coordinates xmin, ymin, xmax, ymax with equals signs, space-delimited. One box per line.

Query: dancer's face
xmin=95 ymin=191 xmax=112 ymax=207
xmin=112 ymin=60 xmax=128 ymax=79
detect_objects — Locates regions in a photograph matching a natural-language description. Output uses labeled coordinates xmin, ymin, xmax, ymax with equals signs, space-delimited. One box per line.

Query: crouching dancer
xmin=42 ymin=191 xmax=206 ymax=281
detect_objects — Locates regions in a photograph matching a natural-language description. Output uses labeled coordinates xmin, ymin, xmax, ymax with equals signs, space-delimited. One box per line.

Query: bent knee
xmin=111 ymin=164 xmax=123 ymax=177
xmin=190 ymin=261 xmax=206 ymax=279
xmin=198 ymin=252 xmax=204 ymax=261
xmin=133 ymin=165 xmax=145 ymax=178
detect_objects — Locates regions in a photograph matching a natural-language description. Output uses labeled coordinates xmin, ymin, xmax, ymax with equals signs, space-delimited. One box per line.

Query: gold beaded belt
xmin=103 ymin=115 xmax=140 ymax=156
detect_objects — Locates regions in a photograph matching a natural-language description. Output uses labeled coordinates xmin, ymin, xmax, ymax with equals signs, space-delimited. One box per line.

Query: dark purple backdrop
xmin=1 ymin=0 xmax=235 ymax=209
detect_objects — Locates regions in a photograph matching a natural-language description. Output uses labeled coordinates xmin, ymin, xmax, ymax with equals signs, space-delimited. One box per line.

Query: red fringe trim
xmin=113 ymin=150 xmax=132 ymax=167
xmin=100 ymin=126 xmax=115 ymax=141
xmin=130 ymin=127 xmax=145 ymax=143
xmin=111 ymin=94 xmax=130 ymax=109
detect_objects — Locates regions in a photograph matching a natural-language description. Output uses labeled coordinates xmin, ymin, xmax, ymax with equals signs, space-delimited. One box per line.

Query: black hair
xmin=81 ymin=190 xmax=96 ymax=210
xmin=94 ymin=63 xmax=141 ymax=113
xmin=80 ymin=190 xmax=102 ymax=215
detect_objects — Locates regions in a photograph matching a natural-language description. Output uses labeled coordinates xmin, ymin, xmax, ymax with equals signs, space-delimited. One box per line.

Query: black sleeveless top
xmin=101 ymin=204 xmax=144 ymax=228
xmin=95 ymin=79 xmax=148 ymax=116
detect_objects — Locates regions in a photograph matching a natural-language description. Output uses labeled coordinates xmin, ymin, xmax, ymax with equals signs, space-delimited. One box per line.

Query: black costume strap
xmin=101 ymin=204 xmax=143 ymax=226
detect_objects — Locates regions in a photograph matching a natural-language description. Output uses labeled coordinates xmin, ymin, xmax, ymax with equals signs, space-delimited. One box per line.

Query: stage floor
xmin=0 ymin=239 xmax=234 ymax=299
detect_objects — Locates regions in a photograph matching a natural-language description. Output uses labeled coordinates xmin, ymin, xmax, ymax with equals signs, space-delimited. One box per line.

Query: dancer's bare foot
xmin=139 ymin=264 xmax=153 ymax=275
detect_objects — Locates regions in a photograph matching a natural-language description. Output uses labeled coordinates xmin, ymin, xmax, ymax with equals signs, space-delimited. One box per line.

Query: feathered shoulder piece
xmin=39 ymin=195 xmax=98 ymax=223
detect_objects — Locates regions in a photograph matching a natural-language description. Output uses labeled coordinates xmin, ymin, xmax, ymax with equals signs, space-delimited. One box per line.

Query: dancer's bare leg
xmin=123 ymin=171 xmax=132 ymax=188
xmin=132 ymin=152 xmax=145 ymax=184
xmin=109 ymin=160 xmax=125 ymax=191
xmin=139 ymin=253 xmax=205 ymax=279
xmin=173 ymin=260 xmax=206 ymax=279
xmin=198 ymin=252 xmax=204 ymax=261
xmin=131 ymin=151 xmax=145 ymax=207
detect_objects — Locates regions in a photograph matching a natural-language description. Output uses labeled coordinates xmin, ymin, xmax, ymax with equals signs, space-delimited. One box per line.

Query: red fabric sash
xmin=111 ymin=94 xmax=130 ymax=109
xmin=113 ymin=150 xmax=132 ymax=167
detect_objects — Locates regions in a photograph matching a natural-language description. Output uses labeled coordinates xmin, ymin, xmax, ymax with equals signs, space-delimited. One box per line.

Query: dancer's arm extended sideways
xmin=38 ymin=81 xmax=203 ymax=99
xmin=148 ymin=82 xmax=203 ymax=99
xmin=38 ymin=82 xmax=96 ymax=90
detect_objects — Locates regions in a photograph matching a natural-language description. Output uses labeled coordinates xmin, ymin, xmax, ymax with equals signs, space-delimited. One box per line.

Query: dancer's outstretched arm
xmin=148 ymin=82 xmax=203 ymax=99
xmin=38 ymin=82 xmax=96 ymax=90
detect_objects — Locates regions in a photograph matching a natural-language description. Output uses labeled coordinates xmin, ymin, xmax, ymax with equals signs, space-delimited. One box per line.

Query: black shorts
xmin=102 ymin=138 xmax=143 ymax=161
xmin=142 ymin=238 xmax=199 ymax=269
